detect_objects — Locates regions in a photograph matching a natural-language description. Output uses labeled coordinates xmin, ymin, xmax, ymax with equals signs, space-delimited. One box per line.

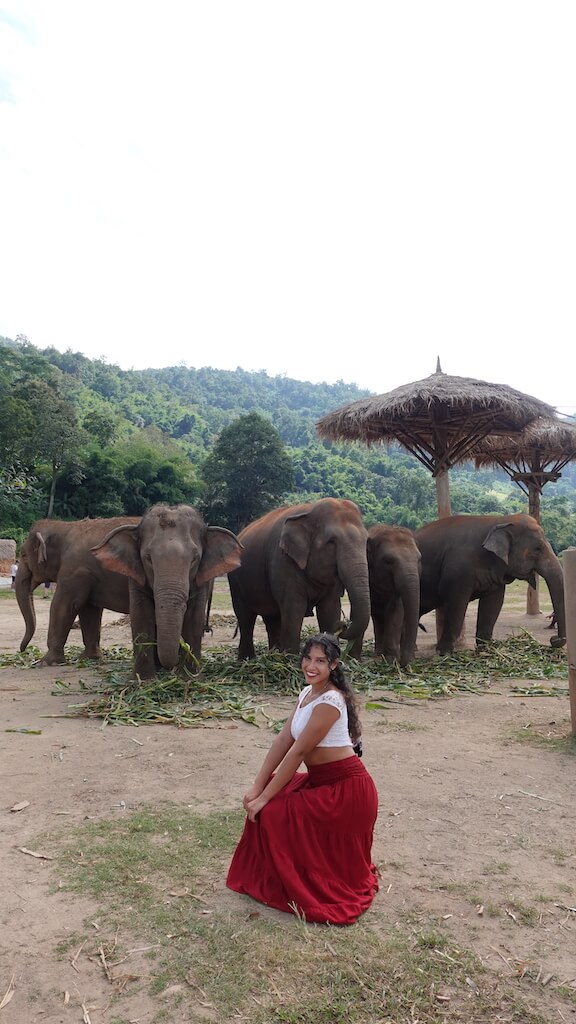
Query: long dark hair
xmin=300 ymin=633 xmax=362 ymax=749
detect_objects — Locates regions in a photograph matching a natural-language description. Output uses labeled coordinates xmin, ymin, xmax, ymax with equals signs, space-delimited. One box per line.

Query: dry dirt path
xmin=0 ymin=590 xmax=575 ymax=1023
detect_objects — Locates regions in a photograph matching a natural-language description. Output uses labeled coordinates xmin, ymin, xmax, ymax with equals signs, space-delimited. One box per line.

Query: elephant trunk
xmin=539 ymin=557 xmax=566 ymax=647
xmin=16 ymin=564 xmax=37 ymax=652
xmin=396 ymin=570 xmax=421 ymax=666
xmin=337 ymin=557 xmax=371 ymax=643
xmin=153 ymin=577 xmax=189 ymax=669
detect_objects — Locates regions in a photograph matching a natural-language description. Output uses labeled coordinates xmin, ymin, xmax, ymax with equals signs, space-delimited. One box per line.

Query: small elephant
xmin=415 ymin=513 xmax=566 ymax=655
xmin=92 ymin=503 xmax=243 ymax=678
xmin=228 ymin=497 xmax=370 ymax=659
xmin=367 ymin=524 xmax=422 ymax=667
xmin=16 ymin=515 xmax=140 ymax=664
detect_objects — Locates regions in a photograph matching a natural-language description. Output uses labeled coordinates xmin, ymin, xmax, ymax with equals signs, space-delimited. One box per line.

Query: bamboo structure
xmin=472 ymin=418 xmax=576 ymax=614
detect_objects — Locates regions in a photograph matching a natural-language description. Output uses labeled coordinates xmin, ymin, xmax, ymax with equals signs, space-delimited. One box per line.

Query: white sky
xmin=1 ymin=2 xmax=575 ymax=413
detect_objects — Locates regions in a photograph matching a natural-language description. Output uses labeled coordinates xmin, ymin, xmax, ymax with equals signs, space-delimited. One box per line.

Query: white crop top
xmin=290 ymin=686 xmax=352 ymax=747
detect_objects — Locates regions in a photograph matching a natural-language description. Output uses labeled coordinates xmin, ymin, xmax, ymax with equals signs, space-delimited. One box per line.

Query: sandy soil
xmin=0 ymin=589 xmax=575 ymax=1023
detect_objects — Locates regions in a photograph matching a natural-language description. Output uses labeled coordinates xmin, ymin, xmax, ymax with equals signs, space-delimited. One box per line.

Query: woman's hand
xmin=245 ymin=795 xmax=269 ymax=821
xmin=242 ymin=785 xmax=263 ymax=810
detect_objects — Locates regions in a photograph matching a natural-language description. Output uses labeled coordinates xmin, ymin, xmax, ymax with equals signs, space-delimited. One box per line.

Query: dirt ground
xmin=1 ymin=590 xmax=575 ymax=1023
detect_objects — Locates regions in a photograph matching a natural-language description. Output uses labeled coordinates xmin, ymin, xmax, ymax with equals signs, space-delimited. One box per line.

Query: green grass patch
xmin=39 ymin=803 xmax=551 ymax=1023
xmin=509 ymin=723 xmax=576 ymax=754
xmin=505 ymin=899 xmax=539 ymax=927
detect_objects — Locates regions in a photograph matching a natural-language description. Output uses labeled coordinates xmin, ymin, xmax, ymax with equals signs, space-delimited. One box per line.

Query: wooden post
xmin=435 ymin=470 xmax=452 ymax=519
xmin=435 ymin=469 xmax=452 ymax=645
xmin=562 ymin=547 xmax=576 ymax=736
xmin=526 ymin=482 xmax=541 ymax=615
xmin=526 ymin=577 xmax=540 ymax=615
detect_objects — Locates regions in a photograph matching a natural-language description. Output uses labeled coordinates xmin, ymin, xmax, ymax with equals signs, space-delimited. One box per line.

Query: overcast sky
xmin=1 ymin=2 xmax=575 ymax=412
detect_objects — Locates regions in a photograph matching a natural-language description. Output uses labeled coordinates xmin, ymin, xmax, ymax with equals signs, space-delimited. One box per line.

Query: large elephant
xmin=16 ymin=516 xmax=140 ymax=664
xmin=228 ymin=497 xmax=370 ymax=659
xmin=367 ymin=524 xmax=422 ymax=667
xmin=414 ymin=513 xmax=567 ymax=655
xmin=92 ymin=503 xmax=243 ymax=677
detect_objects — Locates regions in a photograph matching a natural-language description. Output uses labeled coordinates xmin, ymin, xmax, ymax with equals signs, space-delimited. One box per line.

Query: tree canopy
xmin=1 ymin=335 xmax=576 ymax=552
xmin=200 ymin=413 xmax=294 ymax=531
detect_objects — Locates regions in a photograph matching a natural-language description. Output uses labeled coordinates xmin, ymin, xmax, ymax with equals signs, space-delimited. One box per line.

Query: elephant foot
xmin=40 ymin=651 xmax=67 ymax=666
xmin=436 ymin=643 xmax=455 ymax=656
xmin=550 ymin=635 xmax=566 ymax=648
xmin=81 ymin=648 xmax=103 ymax=660
xmin=133 ymin=655 xmax=161 ymax=680
xmin=134 ymin=669 xmax=156 ymax=681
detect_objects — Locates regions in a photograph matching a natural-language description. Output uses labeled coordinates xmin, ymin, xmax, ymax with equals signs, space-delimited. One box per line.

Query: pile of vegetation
xmin=0 ymin=634 xmax=563 ymax=730
xmin=2 ymin=334 xmax=576 ymax=550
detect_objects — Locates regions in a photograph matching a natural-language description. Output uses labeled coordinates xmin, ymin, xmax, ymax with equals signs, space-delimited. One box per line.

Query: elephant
xmin=414 ymin=513 xmax=567 ymax=655
xmin=227 ymin=497 xmax=371 ymax=660
xmin=92 ymin=503 xmax=243 ymax=677
xmin=16 ymin=516 xmax=140 ymax=665
xmin=367 ymin=524 xmax=422 ymax=667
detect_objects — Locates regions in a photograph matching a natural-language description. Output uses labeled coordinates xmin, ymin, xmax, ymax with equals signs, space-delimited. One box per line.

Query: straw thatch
xmin=471 ymin=416 xmax=576 ymax=497
xmin=316 ymin=365 xmax=555 ymax=476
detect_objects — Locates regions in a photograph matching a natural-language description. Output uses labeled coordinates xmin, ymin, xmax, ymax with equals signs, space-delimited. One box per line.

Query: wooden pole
xmin=562 ymin=547 xmax=576 ymax=736
xmin=435 ymin=469 xmax=452 ymax=644
xmin=526 ymin=482 xmax=541 ymax=615
xmin=435 ymin=470 xmax=452 ymax=518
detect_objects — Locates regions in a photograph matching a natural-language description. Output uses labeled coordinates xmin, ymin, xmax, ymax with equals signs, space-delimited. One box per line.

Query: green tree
xmin=82 ymin=408 xmax=120 ymax=447
xmin=13 ymin=379 xmax=85 ymax=516
xmin=201 ymin=413 xmax=294 ymax=531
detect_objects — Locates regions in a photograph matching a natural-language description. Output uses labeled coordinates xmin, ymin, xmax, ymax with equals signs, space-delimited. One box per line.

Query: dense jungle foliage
xmin=2 ymin=334 xmax=576 ymax=551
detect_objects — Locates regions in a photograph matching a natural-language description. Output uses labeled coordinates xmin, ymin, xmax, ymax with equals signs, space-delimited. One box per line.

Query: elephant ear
xmin=280 ymin=512 xmax=311 ymax=570
xmin=197 ymin=528 xmax=244 ymax=586
xmin=482 ymin=523 xmax=513 ymax=564
xmin=91 ymin=524 xmax=146 ymax=586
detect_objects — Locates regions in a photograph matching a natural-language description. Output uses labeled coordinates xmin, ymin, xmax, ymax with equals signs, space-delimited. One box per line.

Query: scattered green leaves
xmin=29 ymin=632 xmax=568 ymax=729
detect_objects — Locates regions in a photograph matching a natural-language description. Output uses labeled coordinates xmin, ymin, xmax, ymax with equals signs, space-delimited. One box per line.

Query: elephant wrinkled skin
xmin=367 ymin=524 xmax=422 ymax=667
xmin=16 ymin=516 xmax=140 ymax=665
xmin=415 ymin=513 xmax=567 ymax=655
xmin=92 ymin=503 xmax=243 ymax=678
xmin=228 ymin=497 xmax=370 ymax=659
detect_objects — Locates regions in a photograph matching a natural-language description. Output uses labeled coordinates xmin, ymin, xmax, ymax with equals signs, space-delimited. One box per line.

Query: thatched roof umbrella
xmin=471 ymin=416 xmax=576 ymax=613
xmin=316 ymin=361 xmax=555 ymax=518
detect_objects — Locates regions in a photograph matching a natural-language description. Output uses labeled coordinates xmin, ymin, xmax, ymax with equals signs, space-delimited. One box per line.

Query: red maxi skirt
xmin=226 ymin=756 xmax=379 ymax=925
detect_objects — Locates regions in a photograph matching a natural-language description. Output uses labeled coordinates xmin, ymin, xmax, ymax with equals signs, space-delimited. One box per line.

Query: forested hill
xmin=1 ymin=334 xmax=371 ymax=445
xmin=2 ymin=334 xmax=576 ymax=550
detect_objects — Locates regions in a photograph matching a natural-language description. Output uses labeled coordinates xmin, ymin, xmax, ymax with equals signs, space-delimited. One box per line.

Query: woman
xmin=226 ymin=633 xmax=379 ymax=925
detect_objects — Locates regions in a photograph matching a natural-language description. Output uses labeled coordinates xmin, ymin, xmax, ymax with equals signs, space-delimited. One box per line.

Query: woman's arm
xmin=245 ymin=703 xmax=339 ymax=820
xmin=242 ymin=712 xmax=296 ymax=807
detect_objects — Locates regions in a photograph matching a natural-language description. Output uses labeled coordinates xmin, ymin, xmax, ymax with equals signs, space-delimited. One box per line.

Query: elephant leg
xmin=476 ymin=586 xmax=505 ymax=644
xmin=130 ymin=585 xmax=159 ymax=679
xmin=263 ymin=614 xmax=281 ymax=651
xmin=42 ymin=585 xmax=84 ymax=665
xmin=279 ymin=600 xmax=309 ymax=654
xmin=235 ymin=610 xmax=257 ymax=660
xmin=371 ymin=604 xmax=386 ymax=658
xmin=316 ymin=592 xmax=342 ymax=634
xmin=181 ymin=592 xmax=208 ymax=669
xmin=437 ymin=595 xmax=470 ymax=654
xmin=78 ymin=605 xmax=104 ymax=659
xmin=371 ymin=597 xmax=400 ymax=661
